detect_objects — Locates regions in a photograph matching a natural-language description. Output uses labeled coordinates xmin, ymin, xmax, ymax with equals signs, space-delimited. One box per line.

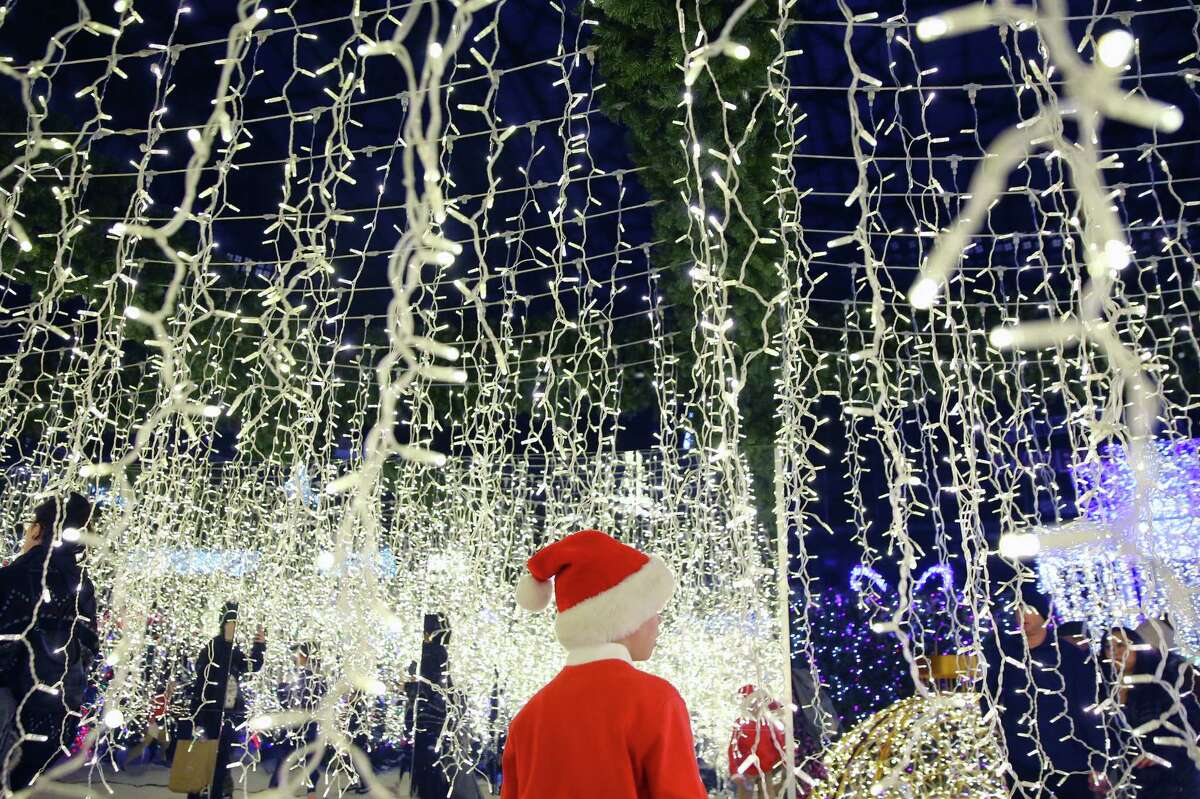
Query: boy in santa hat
xmin=501 ymin=529 xmax=707 ymax=798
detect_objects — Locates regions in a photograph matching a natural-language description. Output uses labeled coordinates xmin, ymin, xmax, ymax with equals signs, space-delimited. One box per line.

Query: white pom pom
xmin=515 ymin=572 xmax=553 ymax=611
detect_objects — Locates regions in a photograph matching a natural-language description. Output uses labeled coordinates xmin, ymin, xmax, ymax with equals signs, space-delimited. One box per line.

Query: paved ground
xmin=30 ymin=762 xmax=493 ymax=798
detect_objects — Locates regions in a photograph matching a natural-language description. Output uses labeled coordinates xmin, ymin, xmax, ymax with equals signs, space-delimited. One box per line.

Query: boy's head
xmin=618 ymin=614 xmax=661 ymax=661
xmin=515 ymin=529 xmax=675 ymax=658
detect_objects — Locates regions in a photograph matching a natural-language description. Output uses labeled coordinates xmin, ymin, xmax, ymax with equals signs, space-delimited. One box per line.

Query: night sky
xmin=0 ymin=0 xmax=1197 ymax=584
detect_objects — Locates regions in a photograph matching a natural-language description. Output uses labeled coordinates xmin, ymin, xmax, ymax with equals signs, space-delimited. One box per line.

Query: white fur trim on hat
xmin=555 ymin=554 xmax=675 ymax=649
xmin=515 ymin=572 xmax=554 ymax=611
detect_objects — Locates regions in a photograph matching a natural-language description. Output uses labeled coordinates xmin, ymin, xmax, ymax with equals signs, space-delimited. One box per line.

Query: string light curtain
xmin=1 ymin=0 xmax=1199 ymax=797
xmin=776 ymin=0 xmax=1200 ymax=796
xmin=0 ymin=0 xmax=783 ymax=794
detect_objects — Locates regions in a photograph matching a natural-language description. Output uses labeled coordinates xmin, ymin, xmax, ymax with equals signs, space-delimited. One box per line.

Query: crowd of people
xmin=0 ymin=493 xmax=470 ymax=798
xmin=0 ymin=498 xmax=1198 ymax=798
xmin=982 ymin=588 xmax=1200 ymax=799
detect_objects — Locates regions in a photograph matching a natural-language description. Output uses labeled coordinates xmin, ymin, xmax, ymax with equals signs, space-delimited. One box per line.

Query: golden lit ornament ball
xmin=815 ymin=693 xmax=1006 ymax=799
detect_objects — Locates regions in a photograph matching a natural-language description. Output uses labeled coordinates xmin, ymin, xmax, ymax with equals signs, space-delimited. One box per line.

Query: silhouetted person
xmin=411 ymin=613 xmax=451 ymax=799
xmin=187 ymin=601 xmax=265 ymax=799
xmin=268 ymin=643 xmax=324 ymax=799
xmin=0 ymin=493 xmax=98 ymax=791
xmin=983 ymin=585 xmax=1109 ymax=798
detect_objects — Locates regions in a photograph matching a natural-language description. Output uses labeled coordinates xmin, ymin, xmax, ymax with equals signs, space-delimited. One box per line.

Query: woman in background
xmin=1105 ymin=628 xmax=1200 ymax=798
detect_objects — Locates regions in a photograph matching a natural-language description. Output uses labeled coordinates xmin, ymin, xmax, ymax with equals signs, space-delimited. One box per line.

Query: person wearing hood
xmin=1104 ymin=627 xmax=1200 ymax=797
xmin=0 ymin=492 xmax=99 ymax=791
xmin=981 ymin=582 xmax=1111 ymax=798
xmin=187 ymin=601 xmax=265 ymax=799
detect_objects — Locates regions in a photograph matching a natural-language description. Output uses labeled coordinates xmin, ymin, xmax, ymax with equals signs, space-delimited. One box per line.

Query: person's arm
xmin=191 ymin=644 xmax=211 ymax=714
xmin=643 ymin=688 xmax=708 ymax=799
xmin=0 ymin=558 xmax=34 ymax=635
xmin=248 ymin=628 xmax=266 ymax=674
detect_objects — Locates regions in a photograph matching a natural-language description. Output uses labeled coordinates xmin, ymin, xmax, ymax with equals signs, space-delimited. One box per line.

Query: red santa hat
xmin=515 ymin=529 xmax=676 ymax=650
xmin=738 ymin=683 xmax=783 ymax=713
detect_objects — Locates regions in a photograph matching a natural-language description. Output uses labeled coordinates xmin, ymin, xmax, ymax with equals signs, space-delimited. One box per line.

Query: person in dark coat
xmin=411 ymin=613 xmax=451 ymax=799
xmin=267 ymin=642 xmax=325 ymax=799
xmin=0 ymin=493 xmax=99 ymax=791
xmin=345 ymin=688 xmax=374 ymax=795
xmin=982 ymin=584 xmax=1111 ymax=798
xmin=1105 ymin=627 xmax=1200 ymax=798
xmin=187 ymin=601 xmax=265 ymax=799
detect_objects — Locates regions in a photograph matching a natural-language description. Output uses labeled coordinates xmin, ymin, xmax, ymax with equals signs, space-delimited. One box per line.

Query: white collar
xmin=564 ymin=643 xmax=633 ymax=666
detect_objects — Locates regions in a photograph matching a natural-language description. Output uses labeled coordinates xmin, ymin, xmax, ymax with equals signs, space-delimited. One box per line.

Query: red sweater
xmin=728 ymin=718 xmax=785 ymax=778
xmin=501 ymin=647 xmax=708 ymax=799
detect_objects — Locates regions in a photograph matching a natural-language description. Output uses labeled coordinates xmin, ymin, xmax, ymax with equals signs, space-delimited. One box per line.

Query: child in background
xmin=728 ymin=684 xmax=787 ymax=799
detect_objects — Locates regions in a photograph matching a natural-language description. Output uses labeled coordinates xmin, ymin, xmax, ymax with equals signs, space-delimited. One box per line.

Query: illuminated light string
xmin=910 ymin=4 xmax=1175 ymax=567
xmin=0 ymin=0 xmax=785 ymax=795
xmin=786 ymin=0 xmax=1200 ymax=796
xmin=1032 ymin=438 xmax=1200 ymax=659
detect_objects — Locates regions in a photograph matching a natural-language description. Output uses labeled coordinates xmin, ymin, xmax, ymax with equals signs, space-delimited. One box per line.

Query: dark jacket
xmin=277 ymin=665 xmax=325 ymax=713
xmin=1114 ymin=645 xmax=1200 ymax=797
xmin=0 ymin=544 xmax=98 ymax=708
xmin=983 ymin=627 xmax=1109 ymax=782
xmin=190 ymin=635 xmax=265 ymax=728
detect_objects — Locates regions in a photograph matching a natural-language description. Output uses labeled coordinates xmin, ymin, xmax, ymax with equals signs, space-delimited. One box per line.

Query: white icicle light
xmin=1096 ymin=30 xmax=1135 ymax=69
xmin=998 ymin=533 xmax=1041 ymax=560
xmin=908 ymin=277 xmax=940 ymax=309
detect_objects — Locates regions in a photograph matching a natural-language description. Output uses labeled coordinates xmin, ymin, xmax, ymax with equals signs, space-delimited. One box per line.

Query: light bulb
xmin=989 ymin=327 xmax=1016 ymax=349
xmin=1104 ymin=239 xmax=1131 ymax=272
xmin=316 ymin=551 xmax=335 ymax=571
xmin=908 ymin=277 xmax=939 ymax=309
xmin=103 ymin=709 xmax=125 ymax=728
xmin=998 ymin=533 xmax=1041 ymax=560
xmin=915 ymin=16 xmax=949 ymax=42
xmin=1097 ymin=30 xmax=1135 ymax=69
xmin=1159 ymin=105 xmax=1184 ymax=133
xmin=729 ymin=43 xmax=750 ymax=60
